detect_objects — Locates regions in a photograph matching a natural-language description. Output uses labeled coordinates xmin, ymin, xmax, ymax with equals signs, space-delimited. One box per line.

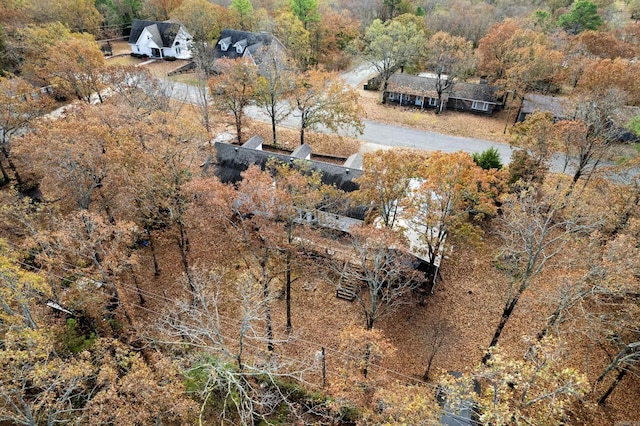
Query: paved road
xmin=166 ymin=66 xmax=555 ymax=169
xmin=359 ymin=120 xmax=514 ymax=158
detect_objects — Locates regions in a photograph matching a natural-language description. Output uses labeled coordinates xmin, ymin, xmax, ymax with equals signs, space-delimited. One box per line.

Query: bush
xmin=62 ymin=318 xmax=96 ymax=354
xmin=164 ymin=56 xmax=177 ymax=61
xmin=472 ymin=147 xmax=503 ymax=170
xmin=508 ymin=149 xmax=546 ymax=185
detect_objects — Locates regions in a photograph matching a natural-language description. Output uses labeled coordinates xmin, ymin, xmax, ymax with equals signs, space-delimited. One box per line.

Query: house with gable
xmin=128 ymin=19 xmax=193 ymax=59
xmin=214 ymin=29 xmax=286 ymax=66
xmin=383 ymin=73 xmax=503 ymax=115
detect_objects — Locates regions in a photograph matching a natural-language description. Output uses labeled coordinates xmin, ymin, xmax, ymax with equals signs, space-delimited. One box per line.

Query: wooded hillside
xmin=1 ymin=0 xmax=639 ymax=425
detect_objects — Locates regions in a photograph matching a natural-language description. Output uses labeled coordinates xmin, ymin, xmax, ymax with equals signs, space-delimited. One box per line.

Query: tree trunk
xmin=423 ymin=352 xmax=436 ymax=381
xmin=1 ymin=146 xmax=23 ymax=188
xmin=285 ymin=251 xmax=292 ymax=332
xmin=237 ymin=327 xmax=245 ymax=374
xmin=0 ymin=157 xmax=9 ymax=184
xmin=363 ymin=343 xmax=371 ymax=379
xmin=146 ymin=227 xmax=161 ymax=277
xmin=133 ymin=275 xmax=146 ymax=306
xmin=177 ymin=220 xmax=194 ymax=300
xmin=271 ymin=113 xmax=277 ymax=145
xmin=235 ymin=111 xmax=243 ymax=144
xmin=261 ymin=258 xmax=274 ymax=352
xmin=300 ymin=125 xmax=305 ymax=145
xmin=483 ymin=292 xmax=522 ymax=364
xmin=264 ymin=279 xmax=274 ymax=352
xmin=537 ymin=304 xmax=562 ymax=342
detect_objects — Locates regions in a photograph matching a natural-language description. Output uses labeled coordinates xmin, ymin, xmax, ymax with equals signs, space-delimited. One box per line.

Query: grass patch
xmin=169 ymin=73 xmax=201 ymax=86
xmin=106 ymin=56 xmax=143 ymax=67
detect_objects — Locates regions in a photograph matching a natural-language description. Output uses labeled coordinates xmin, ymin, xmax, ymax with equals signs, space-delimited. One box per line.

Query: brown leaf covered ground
xmin=38 ymin=47 xmax=637 ymax=423
xmin=125 ymin=220 xmax=639 ymax=424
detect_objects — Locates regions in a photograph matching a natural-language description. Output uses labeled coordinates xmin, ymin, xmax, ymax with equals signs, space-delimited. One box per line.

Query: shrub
xmin=164 ymin=56 xmax=177 ymax=61
xmin=507 ymin=149 xmax=546 ymax=185
xmin=62 ymin=318 xmax=96 ymax=354
xmin=472 ymin=147 xmax=503 ymax=170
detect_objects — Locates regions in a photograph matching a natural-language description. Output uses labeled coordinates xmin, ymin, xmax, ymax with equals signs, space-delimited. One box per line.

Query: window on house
xmin=472 ymin=101 xmax=489 ymax=111
xmin=388 ymin=92 xmax=396 ymax=100
xmin=428 ymin=97 xmax=438 ymax=107
xmin=176 ymin=47 xmax=181 ymax=54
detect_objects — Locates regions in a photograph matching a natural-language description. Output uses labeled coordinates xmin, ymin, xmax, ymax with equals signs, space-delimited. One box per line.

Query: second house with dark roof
xmin=128 ymin=19 xmax=193 ymax=59
xmin=214 ymin=29 xmax=285 ymax=66
xmin=383 ymin=73 xmax=504 ymax=115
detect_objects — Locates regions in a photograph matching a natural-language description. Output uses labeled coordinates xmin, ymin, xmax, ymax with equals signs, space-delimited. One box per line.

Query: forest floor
xmin=26 ymin=47 xmax=636 ymax=423
xmin=125 ymin=195 xmax=639 ymax=425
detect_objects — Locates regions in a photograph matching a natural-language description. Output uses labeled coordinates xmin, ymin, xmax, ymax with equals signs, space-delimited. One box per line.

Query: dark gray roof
xmin=453 ymin=81 xmax=500 ymax=104
xmin=214 ymin=29 xmax=283 ymax=61
xmin=520 ymin=94 xmax=568 ymax=118
xmin=387 ymin=73 xmax=439 ymax=98
xmin=386 ymin=73 xmax=500 ymax=104
xmin=214 ymin=142 xmax=362 ymax=192
xmin=291 ymin=144 xmax=312 ymax=160
xmin=128 ymin=19 xmax=184 ymax=47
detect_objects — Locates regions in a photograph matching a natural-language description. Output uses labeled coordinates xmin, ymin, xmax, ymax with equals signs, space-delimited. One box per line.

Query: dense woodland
xmin=1 ymin=0 xmax=640 ymax=424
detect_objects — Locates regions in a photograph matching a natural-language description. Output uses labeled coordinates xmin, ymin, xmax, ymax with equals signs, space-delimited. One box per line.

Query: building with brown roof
xmin=383 ymin=73 xmax=503 ymax=115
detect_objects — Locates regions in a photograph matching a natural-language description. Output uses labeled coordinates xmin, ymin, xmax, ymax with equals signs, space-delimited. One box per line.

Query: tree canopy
xmin=360 ymin=15 xmax=427 ymax=91
xmin=558 ymin=0 xmax=603 ymax=34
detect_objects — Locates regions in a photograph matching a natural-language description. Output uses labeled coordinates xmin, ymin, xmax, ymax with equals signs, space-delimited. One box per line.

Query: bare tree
xmin=423 ymin=320 xmax=450 ymax=381
xmin=158 ymin=266 xmax=319 ymax=425
xmin=482 ymin=184 xmax=597 ymax=364
xmin=255 ymin=44 xmax=295 ymax=145
xmin=559 ymin=88 xmax=628 ymax=191
xmin=332 ymin=226 xmax=421 ymax=331
xmin=209 ymin=58 xmax=257 ymax=145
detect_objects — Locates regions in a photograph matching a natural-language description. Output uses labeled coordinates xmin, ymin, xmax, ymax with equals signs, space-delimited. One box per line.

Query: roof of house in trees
xmin=214 ymin=136 xmax=363 ymax=193
xmin=214 ymin=29 xmax=285 ymax=64
xmin=386 ymin=73 xmax=501 ymax=104
xmin=128 ymin=19 xmax=186 ymax=47
xmin=520 ymin=94 xmax=569 ymax=120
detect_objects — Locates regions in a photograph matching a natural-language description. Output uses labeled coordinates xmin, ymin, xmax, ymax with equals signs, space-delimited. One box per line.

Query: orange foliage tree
xmin=293 ymin=68 xmax=363 ymax=145
xmin=209 ymin=58 xmax=258 ymax=145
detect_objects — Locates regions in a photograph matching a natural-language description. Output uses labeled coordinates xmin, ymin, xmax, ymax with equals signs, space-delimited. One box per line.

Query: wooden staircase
xmin=336 ymin=261 xmax=357 ymax=301
xmin=336 ymin=280 xmax=357 ymax=301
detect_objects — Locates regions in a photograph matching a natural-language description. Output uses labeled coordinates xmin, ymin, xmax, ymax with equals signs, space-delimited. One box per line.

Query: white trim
xmin=471 ymin=100 xmax=489 ymax=111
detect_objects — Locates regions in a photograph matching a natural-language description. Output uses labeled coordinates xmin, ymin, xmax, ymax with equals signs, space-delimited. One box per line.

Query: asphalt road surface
xmin=167 ymin=66 xmax=569 ymax=170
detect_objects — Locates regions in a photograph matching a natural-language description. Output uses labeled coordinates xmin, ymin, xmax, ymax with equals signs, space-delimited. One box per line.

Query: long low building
xmin=383 ymin=73 xmax=504 ymax=115
xmin=214 ymin=136 xmax=363 ymax=192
